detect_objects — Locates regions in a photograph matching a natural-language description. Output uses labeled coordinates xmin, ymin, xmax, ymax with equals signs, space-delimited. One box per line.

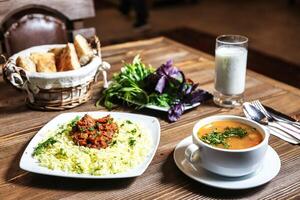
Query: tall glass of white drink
xmin=214 ymin=35 xmax=248 ymax=107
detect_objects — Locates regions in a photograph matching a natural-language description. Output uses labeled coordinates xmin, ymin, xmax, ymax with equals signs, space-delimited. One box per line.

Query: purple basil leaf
xmin=180 ymin=77 xmax=196 ymax=96
xmin=154 ymin=60 xmax=181 ymax=93
xmin=181 ymin=83 xmax=193 ymax=95
xmin=184 ymin=89 xmax=213 ymax=104
xmin=166 ymin=59 xmax=173 ymax=67
xmin=144 ymin=73 xmax=159 ymax=91
xmin=155 ymin=76 xmax=167 ymax=93
xmin=167 ymin=67 xmax=182 ymax=81
xmin=156 ymin=60 xmax=184 ymax=83
xmin=191 ymin=83 xmax=199 ymax=91
xmin=167 ymin=66 xmax=184 ymax=83
xmin=158 ymin=59 xmax=173 ymax=75
xmin=156 ymin=63 xmax=168 ymax=76
xmin=168 ymin=103 xmax=184 ymax=122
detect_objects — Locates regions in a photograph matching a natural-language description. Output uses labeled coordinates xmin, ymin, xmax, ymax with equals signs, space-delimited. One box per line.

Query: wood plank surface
xmin=0 ymin=37 xmax=299 ymax=200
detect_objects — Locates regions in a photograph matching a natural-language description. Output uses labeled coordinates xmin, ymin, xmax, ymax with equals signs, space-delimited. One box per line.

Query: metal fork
xmin=251 ymin=100 xmax=300 ymax=131
xmin=252 ymin=100 xmax=300 ymax=127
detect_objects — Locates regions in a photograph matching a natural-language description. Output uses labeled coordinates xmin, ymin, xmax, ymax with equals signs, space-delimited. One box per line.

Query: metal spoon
xmin=243 ymin=102 xmax=300 ymax=142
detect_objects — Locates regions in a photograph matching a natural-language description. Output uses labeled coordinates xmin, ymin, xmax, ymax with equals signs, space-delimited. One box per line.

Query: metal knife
xmin=265 ymin=105 xmax=300 ymax=123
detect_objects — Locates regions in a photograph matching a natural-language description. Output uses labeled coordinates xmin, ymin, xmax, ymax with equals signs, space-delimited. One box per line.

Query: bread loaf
xmin=74 ymin=34 xmax=94 ymax=65
xmin=57 ymin=43 xmax=81 ymax=71
xmin=16 ymin=56 xmax=36 ymax=72
xmin=48 ymin=47 xmax=64 ymax=66
xmin=30 ymin=53 xmax=56 ymax=73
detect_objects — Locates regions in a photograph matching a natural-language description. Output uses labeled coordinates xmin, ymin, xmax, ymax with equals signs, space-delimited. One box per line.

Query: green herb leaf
xmin=32 ymin=137 xmax=57 ymax=156
xmin=70 ymin=116 xmax=81 ymax=127
xmin=130 ymin=128 xmax=137 ymax=134
xmin=79 ymin=127 xmax=86 ymax=132
xmin=128 ymin=137 xmax=136 ymax=147
xmin=88 ymin=127 xmax=95 ymax=131
xmin=111 ymin=140 xmax=117 ymax=146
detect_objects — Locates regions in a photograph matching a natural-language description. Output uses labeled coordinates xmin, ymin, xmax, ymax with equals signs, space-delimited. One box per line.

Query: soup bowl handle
xmin=185 ymin=144 xmax=202 ymax=163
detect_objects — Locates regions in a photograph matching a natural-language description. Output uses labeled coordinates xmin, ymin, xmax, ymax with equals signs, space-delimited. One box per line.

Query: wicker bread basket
xmin=2 ymin=40 xmax=110 ymax=110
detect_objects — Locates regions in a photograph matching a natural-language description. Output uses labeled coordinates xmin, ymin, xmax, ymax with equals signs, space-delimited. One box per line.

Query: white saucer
xmin=173 ymin=136 xmax=281 ymax=190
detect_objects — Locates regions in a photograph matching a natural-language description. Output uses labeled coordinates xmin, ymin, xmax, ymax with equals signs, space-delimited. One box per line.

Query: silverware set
xmin=243 ymin=100 xmax=300 ymax=144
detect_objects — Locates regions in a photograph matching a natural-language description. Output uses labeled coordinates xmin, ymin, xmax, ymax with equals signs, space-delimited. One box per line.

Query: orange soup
xmin=198 ymin=121 xmax=263 ymax=150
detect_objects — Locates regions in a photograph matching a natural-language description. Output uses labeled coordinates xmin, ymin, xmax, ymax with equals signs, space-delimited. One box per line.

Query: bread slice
xmin=16 ymin=56 xmax=36 ymax=72
xmin=74 ymin=34 xmax=94 ymax=65
xmin=30 ymin=52 xmax=56 ymax=73
xmin=57 ymin=43 xmax=81 ymax=72
xmin=48 ymin=47 xmax=64 ymax=66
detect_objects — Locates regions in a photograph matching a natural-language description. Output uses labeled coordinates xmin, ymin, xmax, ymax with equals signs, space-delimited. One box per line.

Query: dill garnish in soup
xmin=198 ymin=121 xmax=263 ymax=149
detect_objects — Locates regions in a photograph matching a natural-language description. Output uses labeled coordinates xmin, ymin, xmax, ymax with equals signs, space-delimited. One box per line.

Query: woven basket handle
xmin=2 ymin=56 xmax=29 ymax=90
xmin=98 ymin=61 xmax=111 ymax=88
xmin=90 ymin=36 xmax=111 ymax=88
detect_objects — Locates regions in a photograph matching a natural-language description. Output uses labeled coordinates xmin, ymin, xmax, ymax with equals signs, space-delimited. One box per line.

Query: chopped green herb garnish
xmin=126 ymin=120 xmax=133 ymax=124
xmin=70 ymin=116 xmax=81 ymax=127
xmin=88 ymin=127 xmax=95 ymax=131
xmin=200 ymin=127 xmax=247 ymax=148
xmin=95 ymin=131 xmax=101 ymax=137
xmin=131 ymin=128 xmax=137 ymax=134
xmin=55 ymin=148 xmax=67 ymax=159
xmin=111 ymin=140 xmax=117 ymax=146
xmin=79 ymin=127 xmax=86 ymax=132
xmin=32 ymin=137 xmax=57 ymax=156
xmin=223 ymin=127 xmax=247 ymax=138
xmin=128 ymin=137 xmax=136 ymax=147
xmin=56 ymin=129 xmax=65 ymax=135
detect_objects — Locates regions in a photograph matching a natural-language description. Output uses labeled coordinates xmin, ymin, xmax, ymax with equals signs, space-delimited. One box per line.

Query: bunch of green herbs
xmin=98 ymin=55 xmax=154 ymax=109
xmin=97 ymin=55 xmax=212 ymax=122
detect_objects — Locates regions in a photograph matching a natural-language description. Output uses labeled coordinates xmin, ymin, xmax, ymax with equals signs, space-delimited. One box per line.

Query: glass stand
xmin=213 ymin=91 xmax=244 ymax=108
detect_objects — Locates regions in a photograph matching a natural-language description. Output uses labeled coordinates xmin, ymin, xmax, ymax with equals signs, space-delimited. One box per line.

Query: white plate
xmin=145 ymin=103 xmax=200 ymax=112
xmin=174 ymin=136 xmax=281 ymax=190
xmin=20 ymin=111 xmax=160 ymax=179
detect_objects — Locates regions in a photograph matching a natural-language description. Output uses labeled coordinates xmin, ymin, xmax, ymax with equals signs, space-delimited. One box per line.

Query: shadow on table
xmin=6 ymin=143 xmax=135 ymax=191
xmin=0 ymin=104 xmax=28 ymax=115
xmin=160 ymin=151 xmax=268 ymax=199
xmin=0 ymin=80 xmax=30 ymax=114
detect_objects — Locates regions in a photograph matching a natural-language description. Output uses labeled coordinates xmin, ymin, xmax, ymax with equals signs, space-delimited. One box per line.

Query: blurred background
xmin=1 ymin=0 xmax=299 ymax=87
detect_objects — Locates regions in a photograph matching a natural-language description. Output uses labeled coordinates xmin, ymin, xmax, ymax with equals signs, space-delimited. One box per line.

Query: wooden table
xmin=0 ymin=37 xmax=299 ymax=200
